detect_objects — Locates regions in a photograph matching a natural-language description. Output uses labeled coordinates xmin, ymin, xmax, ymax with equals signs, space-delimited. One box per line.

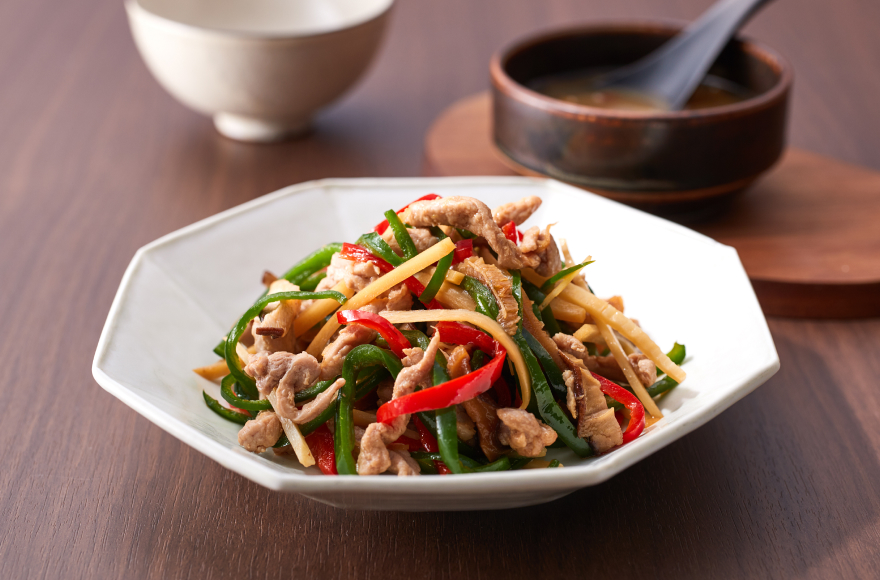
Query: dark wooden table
xmin=3 ymin=0 xmax=879 ymax=578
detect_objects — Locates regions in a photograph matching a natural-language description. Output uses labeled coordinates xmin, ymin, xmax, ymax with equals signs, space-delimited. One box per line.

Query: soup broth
xmin=531 ymin=72 xmax=752 ymax=111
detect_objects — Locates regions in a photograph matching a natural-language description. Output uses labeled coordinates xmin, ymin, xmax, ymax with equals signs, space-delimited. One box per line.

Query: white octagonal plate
xmin=93 ymin=177 xmax=779 ymax=511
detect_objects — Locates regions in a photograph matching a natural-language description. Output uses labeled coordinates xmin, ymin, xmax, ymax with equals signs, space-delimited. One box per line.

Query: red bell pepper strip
xmin=434 ymin=321 xmax=499 ymax=356
xmin=452 ymin=239 xmax=474 ymax=264
xmin=304 ymin=424 xmax=338 ymax=475
xmin=413 ymin=416 xmax=452 ymax=474
xmin=592 ymin=372 xmax=645 ymax=445
xmin=377 ymin=348 xmax=506 ymax=424
xmin=373 ymin=193 xmax=442 ymax=234
xmin=339 ymin=243 xmax=444 ymax=310
xmin=337 ymin=310 xmax=411 ymax=358
xmin=501 ymin=221 xmax=523 ymax=243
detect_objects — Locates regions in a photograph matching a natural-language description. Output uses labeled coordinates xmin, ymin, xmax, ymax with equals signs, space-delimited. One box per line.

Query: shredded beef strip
xmin=447 ymin=348 xmax=505 ymax=461
xmin=559 ymin=353 xmax=622 ymax=453
xmin=492 ymin=196 xmax=542 ymax=226
xmin=553 ymin=333 xmax=656 ymax=387
xmin=496 ymin=408 xmax=557 ymax=457
xmin=519 ymin=225 xmax=563 ymax=277
xmin=357 ymin=334 xmax=441 ymax=475
xmin=238 ymin=411 xmax=283 ymax=454
xmin=400 ymin=196 xmax=528 ymax=269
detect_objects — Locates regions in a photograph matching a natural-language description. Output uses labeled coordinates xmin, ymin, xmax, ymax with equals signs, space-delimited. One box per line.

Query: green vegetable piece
xmin=658 ymin=342 xmax=686 ymax=375
xmin=547 ymin=459 xmax=561 ymax=468
xmin=540 ymin=260 xmax=594 ymax=292
xmin=225 ymin=290 xmax=347 ymax=399
xmin=384 ymin=209 xmax=418 ymax=261
xmin=220 ymin=374 xmax=272 ymax=412
xmin=212 ymin=340 xmax=226 ymax=359
xmin=282 ymin=243 xmax=342 ymax=286
xmin=461 ymin=276 xmax=499 ymax=320
xmin=294 ymin=379 xmax=337 ymax=403
xmin=202 ymin=391 xmax=250 ymax=425
xmin=335 ymin=345 xmax=404 ymax=475
xmin=419 ymin=242 xmax=453 ymax=304
xmin=522 ymin=280 xmax=562 ymax=336
xmin=522 ymin=330 xmax=567 ymax=400
xmin=300 ymin=369 xmax=387 ymax=436
xmin=273 ymin=433 xmax=289 ymax=448
xmin=298 ymin=271 xmax=327 ymax=291
xmin=357 ymin=232 xmax=403 ymax=267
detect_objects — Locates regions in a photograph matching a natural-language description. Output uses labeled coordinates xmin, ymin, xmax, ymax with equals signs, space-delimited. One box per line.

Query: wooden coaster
xmin=423 ymin=92 xmax=880 ymax=318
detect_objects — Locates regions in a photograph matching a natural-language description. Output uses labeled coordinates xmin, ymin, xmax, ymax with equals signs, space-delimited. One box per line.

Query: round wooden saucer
xmin=423 ymin=92 xmax=880 ymax=318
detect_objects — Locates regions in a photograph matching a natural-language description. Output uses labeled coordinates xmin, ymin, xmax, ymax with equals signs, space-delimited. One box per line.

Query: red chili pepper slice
xmin=434 ymin=321 xmax=499 ymax=356
xmin=373 ymin=194 xmax=442 ymax=234
xmin=501 ymin=221 xmax=523 ymax=244
xmin=413 ymin=416 xmax=452 ymax=474
xmin=591 ymin=372 xmax=646 ymax=445
xmin=337 ymin=310 xmax=411 ymax=358
xmin=339 ymin=243 xmax=445 ymax=310
xmin=304 ymin=424 xmax=338 ymax=475
xmin=452 ymin=239 xmax=474 ymax=264
xmin=376 ymin=348 xmax=506 ymax=424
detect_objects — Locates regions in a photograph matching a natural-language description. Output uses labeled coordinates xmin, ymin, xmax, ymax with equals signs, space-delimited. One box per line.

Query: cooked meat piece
xmin=519 ymin=225 xmax=562 ymax=277
xmin=381 ymin=226 xmax=438 ymax=256
xmin=553 ymin=332 xmax=656 ymax=387
xmin=446 ymin=345 xmax=471 ymax=379
xmin=456 ymin=256 xmax=520 ymax=335
xmin=237 ymin=411 xmax=282 ymax=454
xmin=461 ymin=395 xmax=504 ymax=461
xmin=400 ymin=196 xmax=527 ymax=269
xmin=319 ymin=324 xmax=377 ymax=380
xmin=455 ymin=405 xmax=477 ymax=442
xmin=496 ymin=408 xmax=557 ymax=457
xmin=274 ymin=377 xmax=345 ymax=424
xmin=245 ymin=351 xmax=320 ymax=399
xmin=254 ymin=280 xmax=303 ymax=353
xmin=493 ymin=196 xmax=542 ymax=226
xmin=358 ymin=284 xmax=412 ymax=315
xmin=324 ymin=253 xmax=381 ymax=293
xmin=375 ymin=380 xmax=395 ymax=405
xmin=560 ymin=353 xmax=622 ymax=453
xmin=357 ymin=334 xmax=441 ymax=475
xmin=386 ymin=450 xmax=421 ymax=476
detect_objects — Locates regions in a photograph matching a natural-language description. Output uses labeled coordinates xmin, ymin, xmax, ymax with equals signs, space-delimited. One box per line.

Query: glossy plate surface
xmin=92 ymin=177 xmax=779 ymax=511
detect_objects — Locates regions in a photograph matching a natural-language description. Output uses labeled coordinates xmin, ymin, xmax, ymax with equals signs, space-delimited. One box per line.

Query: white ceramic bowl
xmin=92 ymin=177 xmax=779 ymax=511
xmin=125 ymin=0 xmax=394 ymax=142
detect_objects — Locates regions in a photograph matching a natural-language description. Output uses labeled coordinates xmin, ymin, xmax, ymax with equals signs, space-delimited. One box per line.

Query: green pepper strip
xmin=220 ymin=374 xmax=272 ymax=411
xmin=294 ymin=379 xmax=337 ymax=403
xmin=384 ymin=210 xmax=418 ymax=261
xmin=298 ymin=271 xmax=327 ymax=291
xmin=335 ymin=345 xmax=404 ymax=475
xmin=225 ymin=290 xmax=347 ymax=399
xmin=418 ymin=229 xmax=453 ymax=304
xmin=299 ymin=369 xmax=388 ymax=436
xmin=522 ymin=280 xmax=562 ymax=336
xmin=509 ymin=457 xmax=533 ymax=470
xmin=411 ymin=456 xmax=439 ymax=474
xmin=410 ymin=452 xmax=512 ymax=473
xmin=510 ymin=271 xmax=594 ymax=457
xmin=202 ymin=391 xmax=250 ymax=425
xmin=273 ymin=433 xmax=289 ymax=448
xmin=521 ymin=330 xmax=567 ymax=400
xmin=401 ymin=329 xmax=466 ymax=473
xmin=456 ymin=228 xmax=477 ymax=240
xmin=461 ymin=276 xmax=499 ymax=320
xmin=282 ymin=243 xmax=343 ymax=285
xmin=540 ymin=261 xmax=594 ymax=292
xmin=356 ymin=232 xmax=403 ymax=267
xmin=212 ymin=341 xmax=226 ymax=358
xmin=547 ymin=459 xmax=561 ymax=468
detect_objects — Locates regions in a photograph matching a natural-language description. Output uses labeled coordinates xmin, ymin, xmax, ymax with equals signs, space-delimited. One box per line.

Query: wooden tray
xmin=423 ymin=93 xmax=880 ymax=318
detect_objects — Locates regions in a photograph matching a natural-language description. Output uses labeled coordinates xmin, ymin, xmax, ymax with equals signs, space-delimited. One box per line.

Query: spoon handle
xmin=602 ymin=0 xmax=776 ymax=109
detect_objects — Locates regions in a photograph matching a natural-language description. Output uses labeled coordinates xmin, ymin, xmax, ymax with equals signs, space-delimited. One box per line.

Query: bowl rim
xmin=125 ymin=0 xmax=395 ymax=41
xmin=490 ymin=19 xmax=793 ymax=121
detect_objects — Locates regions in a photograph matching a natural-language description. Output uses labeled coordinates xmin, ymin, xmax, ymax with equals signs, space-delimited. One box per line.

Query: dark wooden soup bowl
xmin=490 ymin=22 xmax=792 ymax=218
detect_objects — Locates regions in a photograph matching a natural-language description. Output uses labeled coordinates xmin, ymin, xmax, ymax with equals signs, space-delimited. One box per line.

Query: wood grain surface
xmin=423 ymin=92 xmax=880 ymax=318
xmin=2 ymin=0 xmax=879 ymax=578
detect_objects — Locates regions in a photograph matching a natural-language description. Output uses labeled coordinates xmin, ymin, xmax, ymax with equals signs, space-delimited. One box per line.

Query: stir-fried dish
xmin=194 ymin=195 xmax=687 ymax=475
